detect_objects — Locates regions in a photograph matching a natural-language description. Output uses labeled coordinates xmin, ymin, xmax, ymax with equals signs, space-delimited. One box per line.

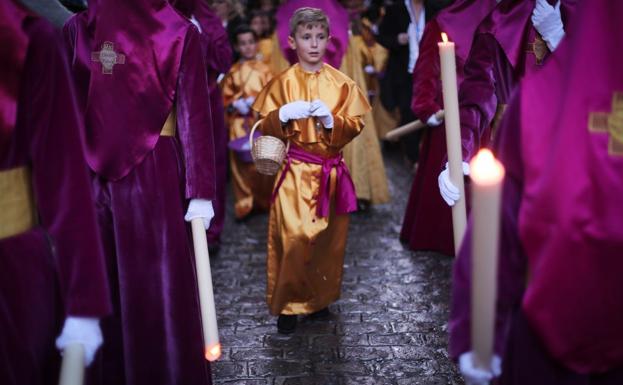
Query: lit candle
xmin=438 ymin=32 xmax=467 ymax=253
xmin=469 ymin=149 xmax=505 ymax=370
xmin=191 ymin=218 xmax=221 ymax=362
xmin=58 ymin=344 xmax=85 ymax=385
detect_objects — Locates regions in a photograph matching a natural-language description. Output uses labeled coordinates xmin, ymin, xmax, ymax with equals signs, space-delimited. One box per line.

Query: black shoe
xmin=277 ymin=314 xmax=297 ymax=334
xmin=356 ymin=199 xmax=371 ymax=212
xmin=309 ymin=307 xmax=330 ymax=319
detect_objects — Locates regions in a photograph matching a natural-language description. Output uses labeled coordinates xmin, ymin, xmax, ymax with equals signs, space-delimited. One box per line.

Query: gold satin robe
xmin=257 ymin=37 xmax=273 ymax=66
xmin=221 ymin=60 xmax=274 ymax=219
xmin=252 ymin=63 xmax=371 ymax=315
xmin=339 ymin=34 xmax=390 ymax=204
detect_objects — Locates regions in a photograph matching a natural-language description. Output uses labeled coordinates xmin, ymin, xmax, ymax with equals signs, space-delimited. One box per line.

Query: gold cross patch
xmin=91 ymin=42 xmax=126 ymax=75
xmin=526 ymin=34 xmax=549 ymax=66
xmin=588 ymin=92 xmax=623 ymax=156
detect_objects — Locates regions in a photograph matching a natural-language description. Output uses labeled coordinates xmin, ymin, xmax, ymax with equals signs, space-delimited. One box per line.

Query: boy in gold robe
xmin=252 ymin=7 xmax=371 ymax=333
xmin=221 ymin=25 xmax=274 ymax=220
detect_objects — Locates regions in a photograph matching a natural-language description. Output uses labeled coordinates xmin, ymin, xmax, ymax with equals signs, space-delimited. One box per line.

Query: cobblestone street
xmin=211 ymin=150 xmax=463 ymax=385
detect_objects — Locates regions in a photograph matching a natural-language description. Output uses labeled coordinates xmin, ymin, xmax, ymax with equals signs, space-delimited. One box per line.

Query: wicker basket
xmin=249 ymin=119 xmax=289 ymax=175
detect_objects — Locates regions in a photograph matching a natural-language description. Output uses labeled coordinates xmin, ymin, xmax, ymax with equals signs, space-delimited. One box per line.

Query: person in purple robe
xmin=64 ymin=0 xmax=217 ymax=384
xmin=0 ymin=1 xmax=111 ymax=383
xmin=437 ymin=0 xmax=577 ymax=207
xmin=449 ymin=0 xmax=623 ymax=382
xmin=173 ymin=0 xmax=232 ymax=253
xmin=400 ymin=0 xmax=497 ymax=257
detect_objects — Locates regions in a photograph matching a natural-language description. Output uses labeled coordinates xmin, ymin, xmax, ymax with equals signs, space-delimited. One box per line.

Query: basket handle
xmin=248 ymin=118 xmax=291 ymax=153
xmin=249 ymin=119 xmax=263 ymax=153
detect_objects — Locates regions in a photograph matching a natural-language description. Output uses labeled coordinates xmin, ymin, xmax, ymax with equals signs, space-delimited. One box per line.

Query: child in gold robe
xmin=252 ymin=7 xmax=371 ymax=333
xmin=221 ymin=26 xmax=274 ymax=220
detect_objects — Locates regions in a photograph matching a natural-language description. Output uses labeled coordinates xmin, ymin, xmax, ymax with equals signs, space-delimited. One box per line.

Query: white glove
xmin=278 ymin=100 xmax=312 ymax=123
xmin=310 ymin=99 xmax=334 ymax=129
xmin=459 ymin=351 xmax=502 ymax=385
xmin=438 ymin=161 xmax=470 ymax=206
xmin=244 ymin=96 xmax=255 ymax=107
xmin=184 ymin=198 xmax=215 ymax=230
xmin=363 ymin=65 xmax=376 ymax=75
xmin=55 ymin=317 xmax=103 ymax=367
xmin=427 ymin=111 xmax=443 ymax=127
xmin=232 ymin=98 xmax=250 ymax=115
xmin=531 ymin=0 xmax=565 ymax=51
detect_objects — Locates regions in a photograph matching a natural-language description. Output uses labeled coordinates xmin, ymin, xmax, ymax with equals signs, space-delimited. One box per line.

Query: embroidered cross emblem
xmin=526 ymin=34 xmax=549 ymax=65
xmin=588 ymin=92 xmax=623 ymax=156
xmin=91 ymin=42 xmax=125 ymax=75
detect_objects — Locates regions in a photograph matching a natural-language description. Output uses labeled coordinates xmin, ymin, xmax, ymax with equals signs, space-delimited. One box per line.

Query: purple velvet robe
xmin=64 ymin=5 xmax=216 ymax=384
xmin=457 ymin=0 xmax=577 ymax=160
xmin=0 ymin=9 xmax=110 ymax=384
xmin=194 ymin=5 xmax=233 ymax=246
xmin=449 ymin=0 xmax=623 ymax=380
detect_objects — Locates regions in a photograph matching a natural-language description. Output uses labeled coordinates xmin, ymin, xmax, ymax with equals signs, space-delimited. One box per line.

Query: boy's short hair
xmin=288 ymin=7 xmax=330 ymax=37
xmin=233 ymin=25 xmax=258 ymax=43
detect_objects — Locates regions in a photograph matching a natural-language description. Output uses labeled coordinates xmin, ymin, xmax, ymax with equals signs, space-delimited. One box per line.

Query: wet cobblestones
xmin=211 ymin=151 xmax=463 ymax=384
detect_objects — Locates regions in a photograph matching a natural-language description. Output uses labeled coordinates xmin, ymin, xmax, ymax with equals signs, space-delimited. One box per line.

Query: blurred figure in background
xmin=400 ymin=0 xmax=497 ymax=257
xmin=221 ymin=25 xmax=274 ymax=220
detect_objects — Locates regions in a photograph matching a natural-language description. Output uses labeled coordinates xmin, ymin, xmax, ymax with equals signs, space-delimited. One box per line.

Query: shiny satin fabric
xmin=0 ymin=0 xmax=28 ymax=151
xmin=518 ymin=0 xmax=623 ymax=372
xmin=257 ymin=37 xmax=274 ymax=65
xmin=267 ymin=32 xmax=291 ymax=75
xmin=190 ymin=4 xmax=232 ymax=245
xmin=451 ymin=0 xmax=623 ymax=375
xmin=221 ymin=60 xmax=274 ymax=219
xmin=1 ymin=13 xmax=111 ymax=383
xmin=481 ymin=0 xmax=577 ymax=69
xmin=435 ymin=0 xmax=497 ymax=63
xmin=73 ymin=0 xmax=192 ymax=181
xmin=339 ymin=34 xmax=390 ymax=205
xmin=275 ymin=0 xmax=349 ymax=69
xmin=252 ymin=63 xmax=370 ymax=315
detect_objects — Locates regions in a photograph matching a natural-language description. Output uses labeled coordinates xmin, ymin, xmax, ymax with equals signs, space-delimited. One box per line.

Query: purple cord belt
xmin=271 ymin=144 xmax=357 ymax=218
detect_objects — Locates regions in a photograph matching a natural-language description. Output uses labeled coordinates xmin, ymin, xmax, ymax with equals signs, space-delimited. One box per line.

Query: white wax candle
xmin=438 ymin=32 xmax=467 ymax=253
xmin=58 ymin=344 xmax=85 ymax=385
xmin=469 ymin=149 xmax=505 ymax=370
xmin=191 ymin=218 xmax=221 ymax=362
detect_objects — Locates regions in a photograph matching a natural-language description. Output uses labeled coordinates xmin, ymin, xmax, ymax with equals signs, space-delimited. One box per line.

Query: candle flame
xmin=441 ymin=32 xmax=448 ymax=43
xmin=205 ymin=344 xmax=222 ymax=362
xmin=470 ymin=149 xmax=505 ymax=185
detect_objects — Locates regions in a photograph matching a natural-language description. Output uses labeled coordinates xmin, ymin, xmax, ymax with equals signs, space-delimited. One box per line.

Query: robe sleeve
xmin=176 ymin=27 xmax=216 ymax=200
xmin=201 ymin=15 xmax=233 ymax=77
xmin=448 ymin=91 xmax=527 ymax=360
xmin=28 ymin=19 xmax=111 ymax=317
xmin=220 ymin=69 xmax=236 ymax=109
xmin=457 ymin=32 xmax=501 ymax=160
xmin=411 ymin=20 xmax=442 ymax=123
xmin=322 ymin=83 xmax=369 ymax=148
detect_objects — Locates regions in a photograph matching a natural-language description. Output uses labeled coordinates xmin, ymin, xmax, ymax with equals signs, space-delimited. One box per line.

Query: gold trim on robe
xmin=0 ymin=167 xmax=37 ymax=239
xmin=252 ymin=63 xmax=371 ymax=315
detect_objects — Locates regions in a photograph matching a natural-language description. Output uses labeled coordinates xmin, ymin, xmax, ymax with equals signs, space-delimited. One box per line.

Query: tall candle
xmin=469 ymin=149 xmax=505 ymax=370
xmin=438 ymin=32 xmax=467 ymax=253
xmin=58 ymin=344 xmax=85 ymax=385
xmin=191 ymin=218 xmax=221 ymax=362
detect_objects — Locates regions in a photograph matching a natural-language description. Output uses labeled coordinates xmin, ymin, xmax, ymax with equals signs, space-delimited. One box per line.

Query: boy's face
xmin=288 ymin=23 xmax=329 ymax=69
xmin=250 ymin=15 xmax=269 ymax=37
xmin=236 ymin=32 xmax=258 ymax=60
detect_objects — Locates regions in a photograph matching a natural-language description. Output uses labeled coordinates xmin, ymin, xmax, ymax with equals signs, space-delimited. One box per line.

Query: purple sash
xmin=271 ymin=144 xmax=357 ymax=218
